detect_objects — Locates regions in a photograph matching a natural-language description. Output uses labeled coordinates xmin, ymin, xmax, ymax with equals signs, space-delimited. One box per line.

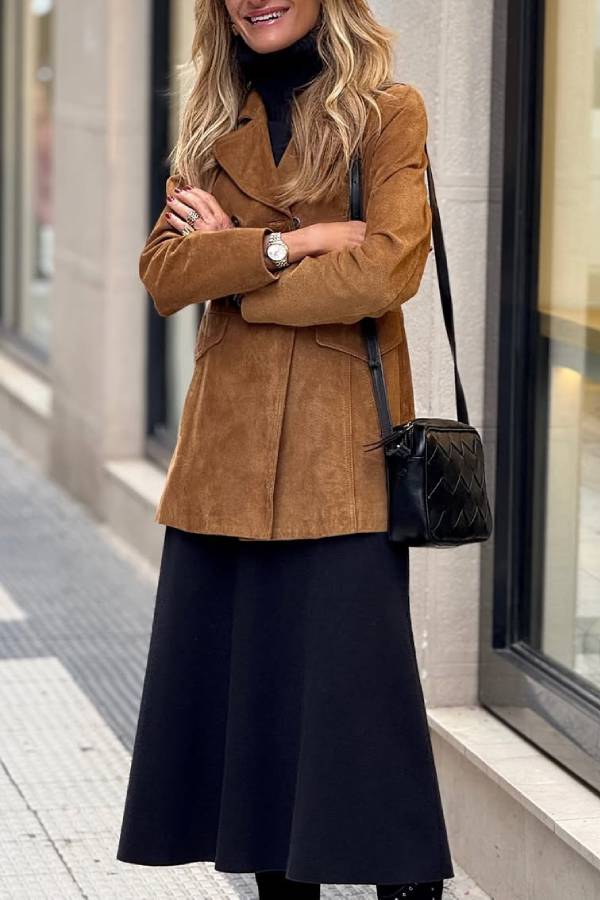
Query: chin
xmin=251 ymin=36 xmax=296 ymax=52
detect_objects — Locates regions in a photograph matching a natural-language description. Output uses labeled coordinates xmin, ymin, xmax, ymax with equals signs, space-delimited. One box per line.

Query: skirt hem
xmin=116 ymin=850 xmax=455 ymax=885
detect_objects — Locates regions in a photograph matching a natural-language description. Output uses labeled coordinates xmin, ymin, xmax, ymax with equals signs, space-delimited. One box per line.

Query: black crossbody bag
xmin=349 ymin=149 xmax=493 ymax=546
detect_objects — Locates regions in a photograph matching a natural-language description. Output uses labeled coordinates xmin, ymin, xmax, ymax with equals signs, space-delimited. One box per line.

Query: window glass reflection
xmin=0 ymin=0 xmax=54 ymax=352
xmin=28 ymin=2 xmax=54 ymax=346
xmin=536 ymin=0 xmax=600 ymax=689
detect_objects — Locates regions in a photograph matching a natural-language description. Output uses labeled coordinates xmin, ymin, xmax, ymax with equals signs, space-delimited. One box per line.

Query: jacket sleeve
xmin=139 ymin=174 xmax=282 ymax=317
xmin=239 ymin=84 xmax=432 ymax=327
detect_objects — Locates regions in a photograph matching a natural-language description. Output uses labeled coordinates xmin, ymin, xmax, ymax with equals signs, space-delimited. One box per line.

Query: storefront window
xmin=162 ymin=0 xmax=200 ymax=444
xmin=0 ymin=0 xmax=54 ymax=355
xmin=482 ymin=0 xmax=600 ymax=790
xmin=534 ymin=0 xmax=600 ymax=691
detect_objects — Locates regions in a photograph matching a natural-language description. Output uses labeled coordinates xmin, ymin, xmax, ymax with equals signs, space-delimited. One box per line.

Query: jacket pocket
xmin=315 ymin=311 xmax=405 ymax=361
xmin=194 ymin=312 xmax=230 ymax=360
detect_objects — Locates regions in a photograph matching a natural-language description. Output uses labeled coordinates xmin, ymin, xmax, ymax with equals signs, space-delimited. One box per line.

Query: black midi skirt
xmin=116 ymin=526 xmax=454 ymax=886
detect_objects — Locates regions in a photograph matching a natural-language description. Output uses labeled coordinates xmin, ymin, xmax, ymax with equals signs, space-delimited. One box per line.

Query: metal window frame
xmin=145 ymin=0 xmax=206 ymax=468
xmin=145 ymin=0 xmax=173 ymax=469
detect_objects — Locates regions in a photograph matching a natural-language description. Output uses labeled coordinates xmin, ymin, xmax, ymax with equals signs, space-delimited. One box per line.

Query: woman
xmin=116 ymin=1 xmax=455 ymax=898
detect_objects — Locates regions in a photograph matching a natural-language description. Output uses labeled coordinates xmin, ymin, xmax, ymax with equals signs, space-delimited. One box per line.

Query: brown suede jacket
xmin=140 ymin=82 xmax=432 ymax=540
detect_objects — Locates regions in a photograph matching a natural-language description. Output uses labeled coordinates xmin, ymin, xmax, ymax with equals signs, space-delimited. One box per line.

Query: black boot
xmin=376 ymin=880 xmax=444 ymax=899
xmin=255 ymin=870 xmax=321 ymax=899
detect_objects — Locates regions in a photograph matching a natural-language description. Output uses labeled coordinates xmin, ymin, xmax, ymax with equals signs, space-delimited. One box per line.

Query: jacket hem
xmin=154 ymin=508 xmax=389 ymax=541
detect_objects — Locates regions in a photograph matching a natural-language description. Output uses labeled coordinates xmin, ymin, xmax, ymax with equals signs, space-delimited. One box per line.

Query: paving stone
xmin=0 ymin=871 xmax=84 ymax=898
xmin=0 ymin=833 xmax=68 ymax=877
xmin=18 ymin=777 xmax=129 ymax=813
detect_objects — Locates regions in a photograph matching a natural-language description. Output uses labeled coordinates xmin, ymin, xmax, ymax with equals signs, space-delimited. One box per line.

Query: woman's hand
xmin=165 ymin=186 xmax=234 ymax=233
xmin=306 ymin=221 xmax=367 ymax=255
xmin=165 ymin=185 xmax=367 ymax=264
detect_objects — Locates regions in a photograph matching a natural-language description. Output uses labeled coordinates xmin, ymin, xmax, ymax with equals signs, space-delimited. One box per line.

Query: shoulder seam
xmin=375 ymin=83 xmax=426 ymax=130
xmin=387 ymin=82 xmax=425 ymax=113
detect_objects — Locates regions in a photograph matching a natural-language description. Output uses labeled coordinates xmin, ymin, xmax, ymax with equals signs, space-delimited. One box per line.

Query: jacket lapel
xmin=213 ymin=87 xmax=297 ymax=218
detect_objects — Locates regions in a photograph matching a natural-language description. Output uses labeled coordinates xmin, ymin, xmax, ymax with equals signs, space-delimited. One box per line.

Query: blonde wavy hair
xmin=169 ymin=0 xmax=399 ymax=207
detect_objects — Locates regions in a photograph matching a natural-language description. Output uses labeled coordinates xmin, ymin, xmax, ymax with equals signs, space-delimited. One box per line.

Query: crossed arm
xmin=139 ymin=84 xmax=432 ymax=325
xmin=239 ymin=85 xmax=432 ymax=326
xmin=138 ymin=194 xmax=282 ymax=318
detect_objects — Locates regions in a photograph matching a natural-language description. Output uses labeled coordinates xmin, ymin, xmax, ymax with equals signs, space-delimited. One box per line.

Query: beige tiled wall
xmin=375 ymin=0 xmax=496 ymax=706
xmin=50 ymin=0 xmax=151 ymax=512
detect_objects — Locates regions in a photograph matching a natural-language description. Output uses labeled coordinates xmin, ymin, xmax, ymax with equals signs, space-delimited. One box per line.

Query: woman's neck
xmin=233 ymin=26 xmax=324 ymax=120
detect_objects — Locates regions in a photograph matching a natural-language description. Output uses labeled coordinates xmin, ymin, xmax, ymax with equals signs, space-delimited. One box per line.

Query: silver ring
xmin=186 ymin=210 xmax=200 ymax=225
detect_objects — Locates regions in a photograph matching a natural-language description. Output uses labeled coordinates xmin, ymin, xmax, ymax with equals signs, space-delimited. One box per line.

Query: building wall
xmin=375 ymin=0 xmax=496 ymax=705
xmin=50 ymin=0 xmax=151 ymax=511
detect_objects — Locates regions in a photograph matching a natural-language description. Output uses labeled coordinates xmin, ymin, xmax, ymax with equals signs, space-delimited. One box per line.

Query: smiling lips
xmin=245 ymin=6 xmax=290 ymax=26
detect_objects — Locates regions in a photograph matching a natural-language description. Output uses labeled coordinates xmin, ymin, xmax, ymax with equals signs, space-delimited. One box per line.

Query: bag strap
xmin=352 ymin=143 xmax=470 ymax=431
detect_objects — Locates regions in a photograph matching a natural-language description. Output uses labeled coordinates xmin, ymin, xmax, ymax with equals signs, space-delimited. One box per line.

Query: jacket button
xmin=292 ymin=215 xmax=301 ymax=229
xmin=231 ymin=215 xmax=241 ymax=227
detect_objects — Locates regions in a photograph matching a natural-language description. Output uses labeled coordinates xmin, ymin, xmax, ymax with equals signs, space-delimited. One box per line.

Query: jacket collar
xmin=212 ymin=87 xmax=297 ymax=218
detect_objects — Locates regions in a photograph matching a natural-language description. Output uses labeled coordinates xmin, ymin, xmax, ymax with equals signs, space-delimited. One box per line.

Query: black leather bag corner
xmin=349 ymin=149 xmax=493 ymax=547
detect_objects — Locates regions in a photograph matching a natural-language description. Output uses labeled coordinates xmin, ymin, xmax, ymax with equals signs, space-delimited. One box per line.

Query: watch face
xmin=267 ymin=242 xmax=287 ymax=262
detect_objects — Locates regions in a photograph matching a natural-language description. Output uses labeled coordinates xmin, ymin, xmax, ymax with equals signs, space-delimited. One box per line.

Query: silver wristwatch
xmin=265 ymin=231 xmax=290 ymax=269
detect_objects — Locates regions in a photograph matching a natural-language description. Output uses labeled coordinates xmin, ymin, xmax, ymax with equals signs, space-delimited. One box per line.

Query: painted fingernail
xmin=174 ymin=188 xmax=182 ymax=193
xmin=165 ymin=212 xmax=171 ymax=218
xmin=167 ymin=195 xmax=174 ymax=202
xmin=184 ymin=185 xmax=193 ymax=190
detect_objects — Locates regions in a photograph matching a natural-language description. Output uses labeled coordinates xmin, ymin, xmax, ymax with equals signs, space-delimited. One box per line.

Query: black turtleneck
xmin=233 ymin=25 xmax=324 ymax=166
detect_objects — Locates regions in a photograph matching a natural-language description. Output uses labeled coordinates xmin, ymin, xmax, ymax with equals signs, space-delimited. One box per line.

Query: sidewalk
xmin=0 ymin=428 xmax=489 ymax=899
